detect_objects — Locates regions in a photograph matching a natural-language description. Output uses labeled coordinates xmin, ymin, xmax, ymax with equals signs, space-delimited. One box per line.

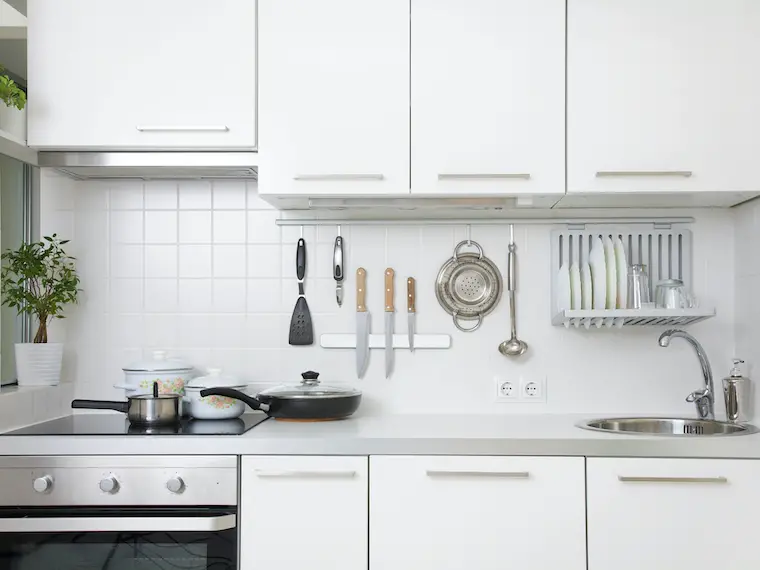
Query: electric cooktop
xmin=3 ymin=413 xmax=269 ymax=436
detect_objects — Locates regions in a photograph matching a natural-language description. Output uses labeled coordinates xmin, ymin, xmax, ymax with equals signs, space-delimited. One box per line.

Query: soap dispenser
xmin=722 ymin=359 xmax=752 ymax=423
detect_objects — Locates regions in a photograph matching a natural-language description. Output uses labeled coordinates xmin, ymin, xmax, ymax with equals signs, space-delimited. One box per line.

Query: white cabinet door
xmin=240 ymin=456 xmax=368 ymax=570
xmin=588 ymin=458 xmax=760 ymax=569
xmin=412 ymin=0 xmax=565 ymax=198
xmin=371 ymin=456 xmax=586 ymax=570
xmin=258 ymin=0 xmax=409 ymax=197
xmin=27 ymin=0 xmax=256 ymax=149
xmin=568 ymin=0 xmax=760 ymax=195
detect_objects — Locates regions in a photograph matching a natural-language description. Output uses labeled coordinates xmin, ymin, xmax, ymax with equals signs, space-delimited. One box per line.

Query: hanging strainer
xmin=435 ymin=240 xmax=503 ymax=332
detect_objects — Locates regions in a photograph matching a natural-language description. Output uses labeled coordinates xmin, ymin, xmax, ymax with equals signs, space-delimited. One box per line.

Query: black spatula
xmin=288 ymin=237 xmax=314 ymax=345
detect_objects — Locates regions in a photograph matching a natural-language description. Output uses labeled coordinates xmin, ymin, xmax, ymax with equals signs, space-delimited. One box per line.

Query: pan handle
xmin=199 ymin=388 xmax=271 ymax=413
xmin=452 ymin=312 xmax=482 ymax=333
xmin=71 ymin=400 xmax=129 ymax=413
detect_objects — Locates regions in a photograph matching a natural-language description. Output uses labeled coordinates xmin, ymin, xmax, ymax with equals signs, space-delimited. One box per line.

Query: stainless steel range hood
xmin=37 ymin=152 xmax=258 ymax=180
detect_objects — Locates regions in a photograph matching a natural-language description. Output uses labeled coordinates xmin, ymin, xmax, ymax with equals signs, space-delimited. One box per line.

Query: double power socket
xmin=495 ymin=376 xmax=546 ymax=403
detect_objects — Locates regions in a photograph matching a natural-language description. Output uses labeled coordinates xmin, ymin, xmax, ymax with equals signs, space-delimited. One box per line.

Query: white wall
xmin=40 ymin=169 xmax=737 ymax=416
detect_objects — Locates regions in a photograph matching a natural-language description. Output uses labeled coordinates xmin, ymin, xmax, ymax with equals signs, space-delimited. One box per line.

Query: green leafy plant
xmin=0 ymin=66 xmax=26 ymax=110
xmin=1 ymin=235 xmax=81 ymax=343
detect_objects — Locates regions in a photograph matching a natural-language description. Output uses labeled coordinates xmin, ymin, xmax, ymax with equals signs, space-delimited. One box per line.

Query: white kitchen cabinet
xmin=240 ymin=456 xmax=368 ymax=570
xmin=370 ymin=456 xmax=586 ymax=570
xmin=27 ymin=0 xmax=256 ymax=149
xmin=568 ymin=0 xmax=760 ymax=199
xmin=412 ymin=0 xmax=565 ymax=199
xmin=257 ymin=0 xmax=409 ymax=197
xmin=588 ymin=458 xmax=760 ymax=569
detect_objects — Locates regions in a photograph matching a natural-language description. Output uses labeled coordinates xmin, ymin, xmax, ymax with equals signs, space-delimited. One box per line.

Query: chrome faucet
xmin=658 ymin=329 xmax=714 ymax=420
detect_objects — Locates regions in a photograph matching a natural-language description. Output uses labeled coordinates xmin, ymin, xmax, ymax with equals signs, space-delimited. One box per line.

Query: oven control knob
xmin=32 ymin=475 xmax=53 ymax=493
xmin=166 ymin=476 xmax=185 ymax=494
xmin=99 ymin=476 xmax=120 ymax=494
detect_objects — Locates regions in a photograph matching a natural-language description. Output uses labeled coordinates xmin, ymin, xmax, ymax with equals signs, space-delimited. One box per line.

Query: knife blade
xmin=407 ymin=277 xmax=416 ymax=352
xmin=334 ymin=236 xmax=344 ymax=307
xmin=384 ymin=268 xmax=395 ymax=378
xmin=355 ymin=268 xmax=370 ymax=379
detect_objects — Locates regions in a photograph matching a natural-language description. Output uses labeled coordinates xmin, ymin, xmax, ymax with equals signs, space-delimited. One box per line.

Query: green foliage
xmin=0 ymin=66 xmax=26 ymax=110
xmin=1 ymin=235 xmax=81 ymax=343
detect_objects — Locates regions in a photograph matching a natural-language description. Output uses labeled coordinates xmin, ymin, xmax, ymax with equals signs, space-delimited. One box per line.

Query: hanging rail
xmin=274 ymin=217 xmax=695 ymax=227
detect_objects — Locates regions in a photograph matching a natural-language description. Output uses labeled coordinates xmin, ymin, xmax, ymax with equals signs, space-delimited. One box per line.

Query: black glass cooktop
xmin=4 ymin=413 xmax=269 ymax=436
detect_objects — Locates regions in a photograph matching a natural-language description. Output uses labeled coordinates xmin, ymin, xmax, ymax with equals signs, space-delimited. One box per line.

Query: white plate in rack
xmin=556 ymin=262 xmax=572 ymax=312
xmin=614 ymin=236 xmax=628 ymax=309
xmin=589 ymin=237 xmax=606 ymax=310
xmin=580 ymin=262 xmax=593 ymax=310
xmin=569 ymin=263 xmax=582 ymax=310
xmin=603 ymin=236 xmax=617 ymax=309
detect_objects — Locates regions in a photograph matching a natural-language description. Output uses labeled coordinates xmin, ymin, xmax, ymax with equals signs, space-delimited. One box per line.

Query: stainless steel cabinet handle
xmin=426 ymin=470 xmax=530 ymax=479
xmin=254 ymin=470 xmax=357 ymax=479
xmin=0 ymin=514 xmax=236 ymax=533
xmin=618 ymin=476 xmax=728 ymax=484
xmin=136 ymin=125 xmax=230 ymax=132
xmin=293 ymin=174 xmax=385 ymax=181
xmin=438 ymin=173 xmax=531 ymax=180
xmin=596 ymin=171 xmax=692 ymax=178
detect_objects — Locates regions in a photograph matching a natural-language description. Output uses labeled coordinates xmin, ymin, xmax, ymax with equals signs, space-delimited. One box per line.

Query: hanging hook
xmin=509 ymin=223 xmax=515 ymax=245
xmin=337 ymin=224 xmax=342 ymax=237
xmin=466 ymin=224 xmax=472 ymax=246
xmin=300 ymin=225 xmax=304 ymax=239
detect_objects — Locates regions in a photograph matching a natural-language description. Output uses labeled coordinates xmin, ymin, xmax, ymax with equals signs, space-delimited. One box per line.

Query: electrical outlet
xmin=520 ymin=376 xmax=546 ymax=402
xmin=495 ymin=378 xmax=518 ymax=400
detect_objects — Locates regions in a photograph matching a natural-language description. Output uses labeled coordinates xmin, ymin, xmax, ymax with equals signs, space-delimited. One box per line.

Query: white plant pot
xmin=0 ymin=105 xmax=26 ymax=142
xmin=15 ymin=343 xmax=64 ymax=386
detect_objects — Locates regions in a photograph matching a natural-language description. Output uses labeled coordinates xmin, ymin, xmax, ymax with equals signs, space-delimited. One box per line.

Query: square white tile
xmin=247 ymin=279 xmax=282 ymax=313
xmin=247 ymin=211 xmax=281 ymax=243
xmin=179 ymin=211 xmax=212 ymax=244
xmin=179 ymin=245 xmax=212 ymax=278
xmin=145 ymin=211 xmax=178 ymax=244
xmin=213 ymin=245 xmax=247 ymax=278
xmin=178 ymin=181 xmax=212 ymax=209
xmin=109 ymin=278 xmax=144 ymax=312
xmin=247 ymin=244 xmax=281 ymax=278
xmin=144 ymin=279 xmax=178 ymax=313
xmin=109 ymin=183 xmax=144 ymax=210
xmin=110 ymin=245 xmax=144 ymax=278
xmin=213 ymin=279 xmax=247 ymax=312
xmin=145 ymin=181 xmax=178 ymax=209
xmin=179 ymin=279 xmax=213 ymax=313
xmin=145 ymin=245 xmax=178 ymax=278
xmin=214 ymin=211 xmax=247 ymax=243
xmin=110 ymin=211 xmax=143 ymax=244
xmin=213 ymin=180 xmax=247 ymax=209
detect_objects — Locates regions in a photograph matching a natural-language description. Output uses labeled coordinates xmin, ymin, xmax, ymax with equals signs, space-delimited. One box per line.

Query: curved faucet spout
xmin=658 ymin=329 xmax=715 ymax=420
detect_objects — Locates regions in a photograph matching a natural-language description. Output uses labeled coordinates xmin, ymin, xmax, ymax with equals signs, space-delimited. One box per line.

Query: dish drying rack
xmin=550 ymin=225 xmax=715 ymax=328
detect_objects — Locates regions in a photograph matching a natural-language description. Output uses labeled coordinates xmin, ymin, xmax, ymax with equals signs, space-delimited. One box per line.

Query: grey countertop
xmin=0 ymin=413 xmax=759 ymax=458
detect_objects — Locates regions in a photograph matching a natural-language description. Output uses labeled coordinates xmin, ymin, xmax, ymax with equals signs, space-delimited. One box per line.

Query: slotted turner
xmin=289 ymin=237 xmax=314 ymax=345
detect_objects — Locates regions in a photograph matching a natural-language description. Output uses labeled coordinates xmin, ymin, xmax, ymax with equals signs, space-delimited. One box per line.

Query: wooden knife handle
xmin=356 ymin=268 xmax=367 ymax=312
xmin=407 ymin=277 xmax=416 ymax=313
xmin=385 ymin=268 xmax=395 ymax=312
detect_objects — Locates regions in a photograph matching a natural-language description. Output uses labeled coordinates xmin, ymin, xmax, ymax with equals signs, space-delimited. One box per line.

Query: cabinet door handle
xmin=136 ymin=125 xmax=230 ymax=132
xmin=426 ymin=470 xmax=530 ymax=479
xmin=618 ymin=476 xmax=728 ymax=484
xmin=595 ymin=170 xmax=692 ymax=178
xmin=293 ymin=174 xmax=385 ymax=181
xmin=438 ymin=173 xmax=531 ymax=181
xmin=254 ymin=470 xmax=357 ymax=479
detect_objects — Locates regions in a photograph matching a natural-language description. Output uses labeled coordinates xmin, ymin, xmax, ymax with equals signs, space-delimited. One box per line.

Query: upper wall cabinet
xmin=567 ymin=0 xmax=760 ymax=203
xmin=257 ymin=0 xmax=410 ymax=198
xmin=411 ymin=0 xmax=565 ymax=199
xmin=27 ymin=0 xmax=257 ymax=150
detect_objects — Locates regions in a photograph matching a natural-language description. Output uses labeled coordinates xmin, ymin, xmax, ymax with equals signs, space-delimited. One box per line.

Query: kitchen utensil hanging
xmin=435 ymin=239 xmax=502 ymax=332
xmin=289 ymin=233 xmax=314 ymax=345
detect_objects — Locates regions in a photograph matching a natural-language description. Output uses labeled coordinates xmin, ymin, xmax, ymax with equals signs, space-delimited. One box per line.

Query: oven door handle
xmin=0 ymin=514 xmax=236 ymax=533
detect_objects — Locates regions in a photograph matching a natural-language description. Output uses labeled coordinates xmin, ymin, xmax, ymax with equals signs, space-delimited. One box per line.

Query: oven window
xmin=0 ymin=529 xmax=236 ymax=570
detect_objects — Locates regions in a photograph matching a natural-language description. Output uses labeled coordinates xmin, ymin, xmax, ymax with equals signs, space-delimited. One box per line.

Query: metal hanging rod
xmin=274 ymin=217 xmax=695 ymax=227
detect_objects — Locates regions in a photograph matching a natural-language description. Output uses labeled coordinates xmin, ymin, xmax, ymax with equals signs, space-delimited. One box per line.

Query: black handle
xmin=71 ymin=400 xmax=129 ymax=413
xmin=333 ymin=236 xmax=343 ymax=281
xmin=153 ymin=381 xmax=159 ymax=398
xmin=296 ymin=238 xmax=306 ymax=281
xmin=302 ymin=371 xmax=320 ymax=380
xmin=200 ymin=388 xmax=268 ymax=412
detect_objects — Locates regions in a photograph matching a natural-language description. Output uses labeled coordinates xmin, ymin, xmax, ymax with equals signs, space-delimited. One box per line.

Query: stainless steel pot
xmin=71 ymin=383 xmax=181 ymax=426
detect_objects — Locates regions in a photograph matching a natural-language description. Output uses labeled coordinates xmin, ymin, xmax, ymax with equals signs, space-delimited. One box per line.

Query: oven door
xmin=0 ymin=507 xmax=237 ymax=570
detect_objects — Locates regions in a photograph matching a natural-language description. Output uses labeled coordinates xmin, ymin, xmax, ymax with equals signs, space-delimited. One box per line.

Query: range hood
xmin=37 ymin=152 xmax=258 ymax=180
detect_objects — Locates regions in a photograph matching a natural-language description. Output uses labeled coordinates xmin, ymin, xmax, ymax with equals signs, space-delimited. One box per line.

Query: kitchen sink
xmin=579 ymin=417 xmax=758 ymax=437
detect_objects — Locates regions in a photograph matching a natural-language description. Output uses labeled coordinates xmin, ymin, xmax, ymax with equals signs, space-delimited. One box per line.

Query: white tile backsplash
xmin=40 ymin=171 xmax=740 ymax=415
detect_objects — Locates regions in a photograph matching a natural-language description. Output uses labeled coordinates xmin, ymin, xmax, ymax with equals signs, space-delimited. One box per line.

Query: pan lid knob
xmin=301 ymin=371 xmax=320 ymax=386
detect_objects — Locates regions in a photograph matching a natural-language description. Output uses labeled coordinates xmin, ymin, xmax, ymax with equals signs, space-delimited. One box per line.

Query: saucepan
xmin=200 ymin=371 xmax=361 ymax=421
xmin=72 ymin=382 xmax=181 ymax=426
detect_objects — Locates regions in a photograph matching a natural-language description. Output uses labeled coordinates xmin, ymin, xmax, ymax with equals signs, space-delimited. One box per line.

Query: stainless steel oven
xmin=0 ymin=456 xmax=238 ymax=570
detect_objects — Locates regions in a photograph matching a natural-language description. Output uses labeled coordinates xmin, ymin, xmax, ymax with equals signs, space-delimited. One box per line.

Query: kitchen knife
xmin=334 ymin=236 xmax=344 ymax=307
xmin=384 ymin=268 xmax=395 ymax=378
xmin=356 ymin=268 xmax=370 ymax=379
xmin=407 ymin=277 xmax=416 ymax=352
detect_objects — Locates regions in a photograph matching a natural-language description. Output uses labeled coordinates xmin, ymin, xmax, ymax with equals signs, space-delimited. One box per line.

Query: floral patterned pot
xmin=116 ymin=350 xmax=194 ymax=397
xmin=184 ymin=368 xmax=247 ymax=420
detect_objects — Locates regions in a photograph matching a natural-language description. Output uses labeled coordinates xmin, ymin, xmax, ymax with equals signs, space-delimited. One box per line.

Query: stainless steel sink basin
xmin=579 ymin=417 xmax=758 ymax=437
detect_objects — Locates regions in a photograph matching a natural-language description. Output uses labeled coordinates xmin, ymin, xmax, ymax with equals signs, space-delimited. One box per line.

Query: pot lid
xmin=259 ymin=371 xmax=361 ymax=400
xmin=186 ymin=368 xmax=244 ymax=389
xmin=123 ymin=350 xmax=192 ymax=373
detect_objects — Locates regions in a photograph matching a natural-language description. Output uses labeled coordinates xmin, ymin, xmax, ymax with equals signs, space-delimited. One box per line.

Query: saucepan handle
xmin=199 ymin=388 xmax=270 ymax=413
xmin=71 ymin=400 xmax=129 ymax=413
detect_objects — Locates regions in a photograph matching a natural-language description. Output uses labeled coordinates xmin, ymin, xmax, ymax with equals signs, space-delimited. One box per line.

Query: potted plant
xmin=0 ymin=66 xmax=26 ymax=141
xmin=1 ymin=235 xmax=80 ymax=386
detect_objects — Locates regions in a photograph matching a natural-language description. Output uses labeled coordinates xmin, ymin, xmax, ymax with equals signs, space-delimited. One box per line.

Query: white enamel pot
xmin=115 ymin=350 xmax=193 ymax=397
xmin=184 ymin=369 xmax=247 ymax=420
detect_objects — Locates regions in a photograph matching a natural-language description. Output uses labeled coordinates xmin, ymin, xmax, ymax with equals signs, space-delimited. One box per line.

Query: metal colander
xmin=435 ymin=241 xmax=503 ymax=332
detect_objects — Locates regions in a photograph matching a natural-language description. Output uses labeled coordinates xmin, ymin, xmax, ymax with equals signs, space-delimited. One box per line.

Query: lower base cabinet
xmin=588 ymin=458 xmax=760 ymax=569
xmin=240 ymin=456 xmax=368 ymax=570
xmin=370 ymin=456 xmax=586 ymax=570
